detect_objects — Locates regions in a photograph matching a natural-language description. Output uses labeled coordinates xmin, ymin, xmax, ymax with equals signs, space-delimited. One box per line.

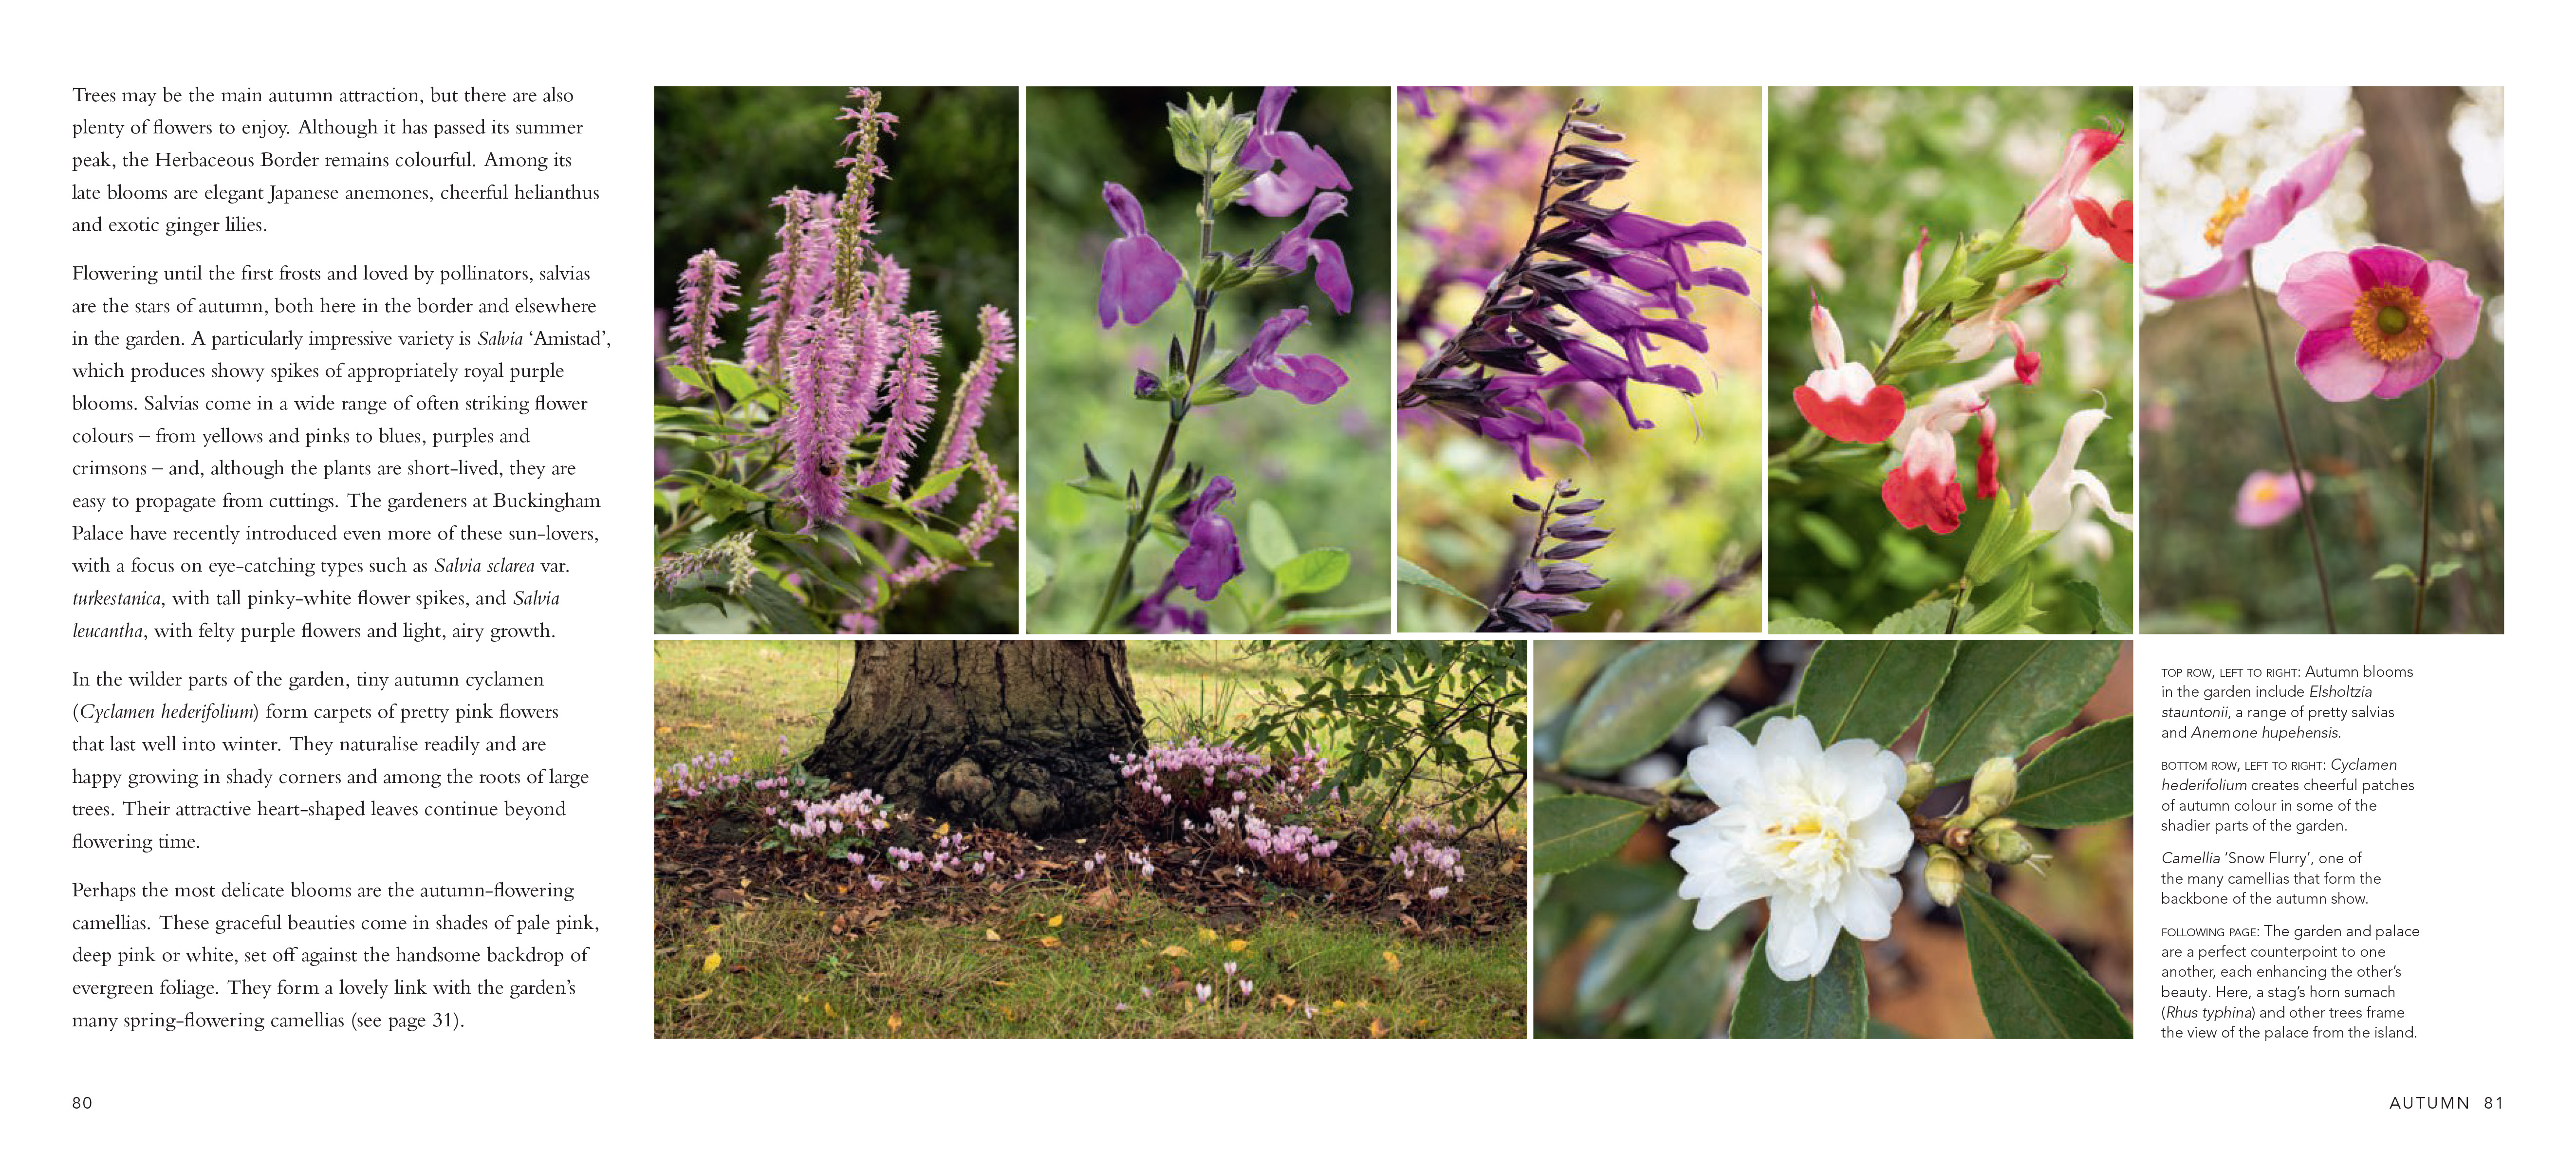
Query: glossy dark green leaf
xmin=1795 ymin=640 xmax=1957 ymax=747
xmin=1921 ymin=641 xmax=2120 ymax=784
xmin=1640 ymin=925 xmax=1738 ymax=1039
xmin=1559 ymin=641 xmax=1752 ymax=773
xmin=2008 ymin=717 xmax=2132 ymax=828
xmin=1532 ymin=794 xmax=1648 ymax=874
xmin=1575 ymin=900 xmax=1693 ymax=1018
xmin=1728 ymin=930 xmax=1867 ymax=1039
xmin=1959 ymin=888 xmax=2131 ymax=1038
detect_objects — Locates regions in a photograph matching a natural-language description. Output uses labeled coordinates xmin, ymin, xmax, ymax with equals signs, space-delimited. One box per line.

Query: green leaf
xmin=1961 ymin=571 xmax=2035 ymax=634
xmin=1279 ymin=599 xmax=1390 ymax=628
xmin=2009 ymin=717 xmax=2132 ymax=828
xmin=1026 ymin=548 xmax=1055 ymax=599
xmin=903 ymin=465 xmax=970 ymax=511
xmin=2428 ymin=559 xmax=2464 ymax=580
xmin=1770 ymin=615 xmax=1844 ymax=634
xmin=1794 ymin=639 xmax=1958 ymax=748
xmin=1958 ymin=888 xmax=2131 ymax=1038
xmin=1246 ymin=501 xmax=1298 ymax=573
xmin=739 ymin=574 xmax=821 ymax=634
xmin=1532 ymin=795 xmax=1648 ymax=874
xmin=1559 ymin=641 xmax=1753 ymax=773
xmin=1272 ymin=548 xmax=1350 ymax=599
xmin=1397 ymin=557 xmax=1483 ymax=606
xmin=674 ymin=469 xmax=770 ymax=521
xmin=1728 ymin=931 xmax=1868 ymax=1039
xmin=2371 ymin=563 xmax=2415 ymax=582
xmin=1872 ymin=601 xmax=1953 ymax=634
xmin=1920 ymin=641 xmax=2119 ymax=784
xmin=1640 ymin=927 xmax=1738 ymax=1039
xmin=2064 ymin=579 xmax=2127 ymax=634
xmin=709 ymin=361 xmax=759 ymax=402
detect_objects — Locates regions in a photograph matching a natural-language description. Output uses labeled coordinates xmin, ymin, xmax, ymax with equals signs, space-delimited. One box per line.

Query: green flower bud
xmin=1972 ymin=819 xmax=2035 ymax=866
xmin=1899 ymin=761 xmax=1935 ymax=811
xmin=1968 ymin=756 xmax=2020 ymax=816
xmin=1925 ymin=846 xmax=1965 ymax=908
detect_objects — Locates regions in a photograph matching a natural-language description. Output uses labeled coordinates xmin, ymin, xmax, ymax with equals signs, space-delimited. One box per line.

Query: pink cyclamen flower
xmin=2150 ymin=129 xmax=2362 ymax=301
xmin=1098 ymin=183 xmax=1184 ymax=328
xmin=1195 ymin=983 xmax=1213 ymax=1003
xmin=1793 ymin=301 xmax=1904 ymax=444
xmin=2021 ymin=126 xmax=2125 ymax=254
xmin=2277 ymin=245 xmax=2481 ymax=401
xmin=2233 ymin=469 xmax=2312 ymax=528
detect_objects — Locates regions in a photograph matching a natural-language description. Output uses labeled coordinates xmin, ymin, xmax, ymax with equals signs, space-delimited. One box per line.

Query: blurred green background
xmin=2137 ymin=87 xmax=2504 ymax=633
xmin=1024 ymin=87 xmax=1392 ymax=634
xmin=1767 ymin=87 xmax=2136 ymax=634
xmin=653 ymin=86 xmax=1020 ymax=633
xmin=1397 ymin=87 xmax=1765 ymax=633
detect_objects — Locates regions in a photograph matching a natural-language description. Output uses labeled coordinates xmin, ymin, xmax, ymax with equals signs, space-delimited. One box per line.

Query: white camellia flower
xmin=1670 ymin=715 xmax=1913 ymax=981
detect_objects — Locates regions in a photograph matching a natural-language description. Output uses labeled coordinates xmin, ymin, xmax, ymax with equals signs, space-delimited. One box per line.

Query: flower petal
xmin=2147 ymin=254 xmax=2246 ymax=301
xmin=2419 ymin=259 xmax=2483 ymax=359
xmin=2276 ymin=250 xmax=2361 ymax=331
xmin=2294 ymin=326 xmax=2388 ymax=403
xmin=2348 ymin=245 xmax=2430 ymax=294
xmin=2368 ymin=348 xmax=2443 ymax=399
xmin=1683 ymin=728 xmax=1760 ymax=805
xmin=1829 ymin=871 xmax=1900 ymax=942
xmin=1763 ymin=898 xmax=1831 ymax=981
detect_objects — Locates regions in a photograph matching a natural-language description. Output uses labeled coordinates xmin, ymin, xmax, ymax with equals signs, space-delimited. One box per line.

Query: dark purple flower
xmin=1223 ymin=308 xmax=1349 ymax=404
xmin=1236 ymin=87 xmax=1351 ymax=218
xmin=1169 ymin=476 xmax=1243 ymax=602
xmin=1098 ymin=182 xmax=1184 ymax=329
xmin=1271 ymin=193 xmax=1352 ymax=314
xmin=1477 ymin=377 xmax=1588 ymax=480
xmin=1133 ymin=569 xmax=1210 ymax=634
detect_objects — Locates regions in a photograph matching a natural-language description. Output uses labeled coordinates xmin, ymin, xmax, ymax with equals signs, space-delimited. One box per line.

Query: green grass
xmin=656 ymin=881 xmax=1525 ymax=1039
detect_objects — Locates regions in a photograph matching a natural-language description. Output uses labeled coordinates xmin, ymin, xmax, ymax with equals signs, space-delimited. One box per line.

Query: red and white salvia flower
xmin=1792 ymin=300 xmax=1905 ymax=443
xmin=2020 ymin=125 xmax=2124 ymax=254
xmin=1878 ymin=363 xmax=2019 ymax=534
xmin=2027 ymin=408 xmax=2135 ymax=536
xmin=1946 ymin=274 xmax=2062 ymax=384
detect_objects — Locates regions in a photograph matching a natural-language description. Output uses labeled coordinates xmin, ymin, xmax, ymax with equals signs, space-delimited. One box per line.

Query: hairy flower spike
xmin=864 ymin=311 xmax=943 ymax=492
xmin=668 ymin=249 xmax=741 ymax=388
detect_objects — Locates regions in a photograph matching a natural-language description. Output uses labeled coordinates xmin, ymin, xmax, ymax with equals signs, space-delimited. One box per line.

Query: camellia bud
xmin=1972 ymin=818 xmax=2035 ymax=866
xmin=1925 ymin=846 xmax=1965 ymax=908
xmin=1899 ymin=760 xmax=1935 ymax=811
xmin=1967 ymin=755 xmax=2020 ymax=817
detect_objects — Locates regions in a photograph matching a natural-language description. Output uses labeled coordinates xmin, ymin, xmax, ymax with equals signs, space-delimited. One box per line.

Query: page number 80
xmin=73 ymin=1097 xmax=93 ymax=1110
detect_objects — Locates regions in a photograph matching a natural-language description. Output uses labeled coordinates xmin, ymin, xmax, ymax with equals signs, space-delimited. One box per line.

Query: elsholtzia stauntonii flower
xmin=1670 ymin=715 xmax=1911 ymax=982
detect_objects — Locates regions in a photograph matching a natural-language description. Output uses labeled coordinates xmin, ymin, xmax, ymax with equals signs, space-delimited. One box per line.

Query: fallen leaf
xmin=676 ymin=988 xmax=712 ymax=1003
xmin=823 ymin=1002 xmax=836 ymax=1017
xmin=935 ymin=822 xmax=951 ymax=836
xmin=888 ymin=1015 xmax=902 ymax=1033
xmin=702 ymin=952 xmax=722 ymax=973
xmin=1082 ymin=886 xmax=1120 ymax=910
xmin=1047 ymin=914 xmax=1064 ymax=928
xmin=1197 ymin=927 xmax=1218 ymax=943
xmin=1226 ymin=939 xmax=1249 ymax=953
xmin=984 ymin=928 xmax=1001 ymax=942
xmin=1038 ymin=936 xmax=1061 ymax=948
xmin=1382 ymin=950 xmax=1402 ymax=972
xmin=1369 ymin=1018 xmax=1387 ymax=1039
xmin=1159 ymin=946 xmax=1190 ymax=959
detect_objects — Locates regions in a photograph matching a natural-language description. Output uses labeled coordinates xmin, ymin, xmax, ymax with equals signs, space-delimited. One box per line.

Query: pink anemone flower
xmin=2233 ymin=470 xmax=2312 ymax=528
xmin=2277 ymin=245 xmax=2482 ymax=401
xmin=2148 ymin=130 xmax=2360 ymax=301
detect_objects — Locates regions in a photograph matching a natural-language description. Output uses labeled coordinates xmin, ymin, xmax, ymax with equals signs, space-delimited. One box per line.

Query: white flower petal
xmin=1754 ymin=715 xmax=1824 ymax=779
xmin=1684 ymin=729 xmax=1760 ymax=805
xmin=1764 ymin=898 xmax=1831 ymax=981
xmin=1852 ymin=803 xmax=1915 ymax=870
xmin=1831 ymin=871 xmax=1900 ymax=942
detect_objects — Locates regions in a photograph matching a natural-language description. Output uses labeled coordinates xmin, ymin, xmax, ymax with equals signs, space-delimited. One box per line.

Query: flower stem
xmin=2412 ymin=379 xmax=2440 ymax=633
xmin=1088 ymin=166 xmax=1218 ymax=634
xmin=2242 ymin=251 xmax=2337 ymax=633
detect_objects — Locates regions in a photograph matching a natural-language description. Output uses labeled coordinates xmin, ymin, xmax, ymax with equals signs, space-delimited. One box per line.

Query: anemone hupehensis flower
xmin=2276 ymin=244 xmax=2483 ymax=401
xmin=2233 ymin=469 xmax=2311 ymax=528
xmin=1670 ymin=715 xmax=1911 ymax=982
xmin=2148 ymin=129 xmax=2360 ymax=301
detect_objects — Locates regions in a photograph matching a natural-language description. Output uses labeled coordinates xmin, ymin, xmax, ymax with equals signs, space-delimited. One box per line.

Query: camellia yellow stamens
xmin=2348 ymin=283 xmax=2431 ymax=363
xmin=2203 ymin=187 xmax=2250 ymax=247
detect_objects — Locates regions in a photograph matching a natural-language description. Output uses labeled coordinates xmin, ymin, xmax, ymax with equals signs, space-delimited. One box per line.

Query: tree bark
xmin=2352 ymin=87 xmax=2502 ymax=287
xmin=802 ymin=641 xmax=1145 ymax=834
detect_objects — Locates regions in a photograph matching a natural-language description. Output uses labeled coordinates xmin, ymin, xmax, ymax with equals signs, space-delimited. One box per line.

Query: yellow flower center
xmin=2203 ymin=188 xmax=2250 ymax=247
xmin=2252 ymin=479 xmax=2280 ymax=502
xmin=2348 ymin=284 xmax=2430 ymax=363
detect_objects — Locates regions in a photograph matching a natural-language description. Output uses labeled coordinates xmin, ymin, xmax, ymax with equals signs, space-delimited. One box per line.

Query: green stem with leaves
xmin=1087 ymin=167 xmax=1218 ymax=634
xmin=2243 ymin=250 xmax=2338 ymax=633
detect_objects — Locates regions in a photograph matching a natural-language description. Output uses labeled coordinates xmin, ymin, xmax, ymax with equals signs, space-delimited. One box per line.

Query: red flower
xmin=2073 ymin=197 xmax=2131 ymax=263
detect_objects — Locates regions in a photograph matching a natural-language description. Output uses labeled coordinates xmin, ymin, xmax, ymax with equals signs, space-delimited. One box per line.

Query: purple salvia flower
xmin=1236 ymin=86 xmax=1350 ymax=219
xmin=1168 ymin=476 xmax=1242 ymax=602
xmin=1098 ymin=182 xmax=1184 ymax=328
xmin=1223 ymin=308 xmax=1349 ymax=403
xmin=667 ymin=249 xmax=741 ymax=389
xmin=1268 ymin=193 xmax=1352 ymax=314
xmin=863 ymin=311 xmax=943 ymax=491
xmin=920 ymin=306 xmax=1015 ymax=512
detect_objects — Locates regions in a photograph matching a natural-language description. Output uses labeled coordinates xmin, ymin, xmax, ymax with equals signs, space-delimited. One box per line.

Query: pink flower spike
xmin=2150 ymin=129 xmax=2361 ymax=301
xmin=2279 ymin=244 xmax=2481 ymax=402
xmin=2233 ymin=469 xmax=2312 ymax=528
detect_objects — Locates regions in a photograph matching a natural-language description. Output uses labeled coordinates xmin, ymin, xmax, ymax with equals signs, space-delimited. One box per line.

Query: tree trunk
xmin=2352 ymin=87 xmax=2502 ymax=287
xmin=802 ymin=641 xmax=1145 ymax=834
